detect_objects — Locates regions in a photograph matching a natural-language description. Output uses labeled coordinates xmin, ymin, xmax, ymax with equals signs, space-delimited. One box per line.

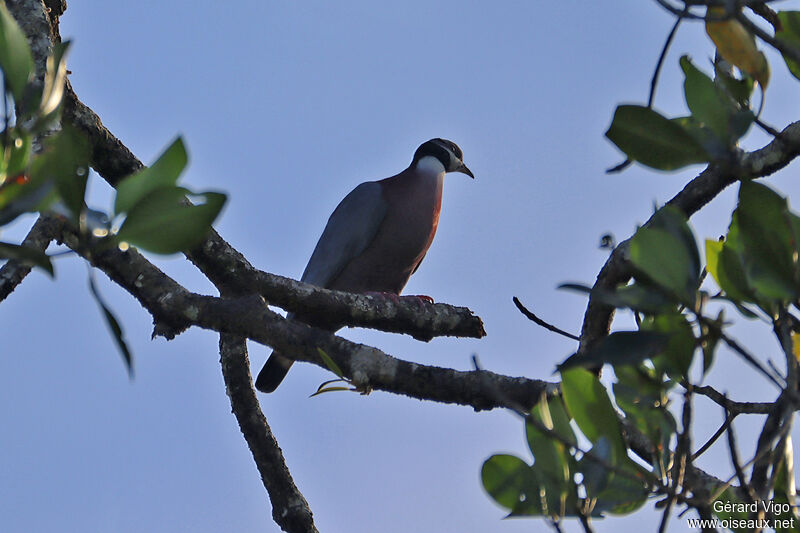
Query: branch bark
xmin=578 ymin=121 xmax=800 ymax=357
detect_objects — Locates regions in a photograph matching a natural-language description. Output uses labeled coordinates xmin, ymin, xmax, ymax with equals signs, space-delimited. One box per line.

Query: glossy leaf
xmin=701 ymin=310 xmax=724 ymax=375
xmin=37 ymin=41 xmax=70 ymax=118
xmin=114 ymin=137 xmax=188 ymax=214
xmin=706 ymin=9 xmax=770 ymax=88
xmin=558 ymin=282 xmax=674 ymax=314
xmin=735 ymin=181 xmax=798 ymax=303
xmin=481 ymin=454 xmax=535 ymax=513
xmin=559 ymin=331 xmax=668 ymax=370
xmin=48 ymin=126 xmax=90 ymax=222
xmin=714 ymin=62 xmax=754 ymax=108
xmin=642 ymin=312 xmax=696 ymax=380
xmin=0 ymin=241 xmax=53 ymax=276
xmin=705 ymin=237 xmax=753 ymax=303
xmin=88 ymin=272 xmax=133 ymax=377
xmin=680 ymin=56 xmax=731 ymax=141
xmin=116 ymin=187 xmax=226 ymax=255
xmin=777 ymin=11 xmax=800 ymax=81
xmin=5 ymin=130 xmax=30 ymax=180
xmin=592 ymin=463 xmax=649 ymax=516
xmin=649 ymin=206 xmax=701 ymax=281
xmin=580 ymin=437 xmax=612 ymax=498
xmin=630 ymin=227 xmax=694 ymax=299
xmin=561 ymin=368 xmax=626 ymax=461
xmin=774 ymin=436 xmax=799 ymax=529
xmin=317 ymin=347 xmax=344 ymax=378
xmin=0 ymin=3 xmax=33 ymax=101
xmin=526 ymin=395 xmax=574 ymax=486
xmin=605 ymin=105 xmax=708 ymax=171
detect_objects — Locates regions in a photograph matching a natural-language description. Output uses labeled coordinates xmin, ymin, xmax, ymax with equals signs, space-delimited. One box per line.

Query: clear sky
xmin=2 ymin=1 xmax=799 ymax=532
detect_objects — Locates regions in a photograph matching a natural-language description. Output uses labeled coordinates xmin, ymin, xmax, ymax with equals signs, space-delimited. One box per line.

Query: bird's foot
xmin=363 ymin=292 xmax=434 ymax=308
xmin=403 ymin=294 xmax=434 ymax=304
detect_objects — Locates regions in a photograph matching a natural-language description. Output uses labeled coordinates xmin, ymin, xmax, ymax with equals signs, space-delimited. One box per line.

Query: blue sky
xmin=2 ymin=1 xmax=799 ymax=532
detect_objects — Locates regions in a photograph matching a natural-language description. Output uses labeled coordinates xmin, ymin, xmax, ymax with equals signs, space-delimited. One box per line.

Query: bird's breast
xmin=328 ymin=174 xmax=443 ymax=294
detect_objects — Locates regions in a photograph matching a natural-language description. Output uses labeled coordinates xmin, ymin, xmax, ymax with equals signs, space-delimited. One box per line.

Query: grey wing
xmin=300 ymin=181 xmax=387 ymax=288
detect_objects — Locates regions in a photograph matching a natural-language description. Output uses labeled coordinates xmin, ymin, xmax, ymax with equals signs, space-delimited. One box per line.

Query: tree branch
xmin=0 ymin=215 xmax=62 ymax=302
xmin=58 ymin=227 xmax=550 ymax=411
xmin=578 ymin=121 xmax=800 ymax=358
xmin=219 ymin=335 xmax=318 ymax=533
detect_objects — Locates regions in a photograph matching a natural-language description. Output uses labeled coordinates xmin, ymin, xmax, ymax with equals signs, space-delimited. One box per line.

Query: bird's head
xmin=412 ymin=138 xmax=474 ymax=178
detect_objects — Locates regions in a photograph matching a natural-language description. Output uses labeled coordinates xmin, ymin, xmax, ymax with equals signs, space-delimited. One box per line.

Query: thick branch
xmin=60 ymin=228 xmax=549 ymax=411
xmin=578 ymin=121 xmax=800 ymax=356
xmin=60 ymin=85 xmax=484 ymax=341
xmin=0 ymin=215 xmax=61 ymax=302
xmin=219 ymin=335 xmax=318 ymax=532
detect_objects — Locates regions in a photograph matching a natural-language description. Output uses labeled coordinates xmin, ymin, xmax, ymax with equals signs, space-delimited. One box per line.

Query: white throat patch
xmin=415 ymin=155 xmax=446 ymax=176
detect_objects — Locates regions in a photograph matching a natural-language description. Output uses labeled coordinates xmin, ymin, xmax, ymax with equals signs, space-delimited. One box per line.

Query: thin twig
xmin=725 ymin=404 xmax=761 ymax=505
xmin=692 ymin=412 xmax=737 ymax=461
xmin=735 ymin=10 xmax=800 ymax=65
xmin=692 ymin=384 xmax=773 ymax=414
xmin=578 ymin=513 xmax=595 ymax=533
xmin=513 ymin=296 xmax=579 ymax=341
xmin=698 ymin=316 xmax=786 ymax=389
xmin=649 ymin=6 xmax=687 ymax=108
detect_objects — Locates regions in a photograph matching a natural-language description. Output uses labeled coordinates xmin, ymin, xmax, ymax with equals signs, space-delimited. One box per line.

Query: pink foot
xmin=402 ymin=294 xmax=434 ymax=304
xmin=363 ymin=292 xmax=434 ymax=308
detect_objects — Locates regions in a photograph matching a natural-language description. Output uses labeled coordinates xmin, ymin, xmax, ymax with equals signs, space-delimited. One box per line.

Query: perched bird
xmin=255 ymin=138 xmax=473 ymax=393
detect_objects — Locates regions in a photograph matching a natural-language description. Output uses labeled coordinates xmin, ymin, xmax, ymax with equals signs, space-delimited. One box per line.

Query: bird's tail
xmin=255 ymin=352 xmax=294 ymax=393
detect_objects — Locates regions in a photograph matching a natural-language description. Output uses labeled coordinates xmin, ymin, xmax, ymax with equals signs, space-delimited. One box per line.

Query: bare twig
xmin=692 ymin=412 xmax=737 ymax=461
xmin=725 ymin=405 xmax=761 ymax=505
xmin=693 ymin=384 xmax=773 ymax=414
xmin=649 ymin=5 xmax=687 ymax=108
xmin=513 ymin=296 xmax=579 ymax=341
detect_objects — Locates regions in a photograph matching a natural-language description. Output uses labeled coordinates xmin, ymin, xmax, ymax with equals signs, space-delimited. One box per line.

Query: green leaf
xmin=88 ymin=272 xmax=133 ymax=377
xmin=713 ymin=488 xmax=750 ymax=532
xmin=630 ymin=227 xmax=695 ymax=299
xmin=316 ymin=347 xmax=344 ymax=378
xmin=0 ymin=241 xmax=53 ymax=276
xmin=774 ymin=436 xmax=800 ymax=530
xmin=671 ymin=116 xmax=728 ymax=160
xmin=561 ymin=368 xmax=626 ymax=462
xmin=558 ymin=282 xmax=674 ymax=314
xmin=735 ymin=181 xmax=798 ymax=303
xmin=605 ymin=105 xmax=709 ymax=171
xmin=6 ymin=129 xmax=30 ymax=180
xmin=706 ymin=10 xmax=770 ymax=89
xmin=592 ymin=463 xmax=649 ymax=515
xmin=642 ymin=312 xmax=696 ymax=380
xmin=526 ymin=395 xmax=573 ymax=486
xmin=114 ymin=137 xmax=188 ymax=214
xmin=37 ymin=41 xmax=70 ymax=118
xmin=48 ymin=126 xmax=90 ymax=222
xmin=0 ymin=144 xmax=58 ymax=225
xmin=777 ymin=11 xmax=800 ymax=81
xmin=706 ymin=237 xmax=754 ymax=303
xmin=0 ymin=2 xmax=33 ymax=101
xmin=579 ymin=437 xmax=613 ymax=498
xmin=116 ymin=187 xmax=226 ymax=255
xmin=559 ymin=331 xmax=668 ymax=370
xmin=481 ymin=454 xmax=535 ymax=513
xmin=650 ymin=206 xmax=701 ymax=280
xmin=700 ymin=309 xmax=724 ymax=375
xmin=680 ymin=55 xmax=731 ymax=142
xmin=679 ymin=56 xmax=754 ymax=146
xmin=714 ymin=62 xmax=754 ymax=108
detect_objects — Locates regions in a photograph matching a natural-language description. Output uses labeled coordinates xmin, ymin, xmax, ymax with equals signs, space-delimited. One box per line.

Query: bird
xmin=255 ymin=138 xmax=473 ymax=393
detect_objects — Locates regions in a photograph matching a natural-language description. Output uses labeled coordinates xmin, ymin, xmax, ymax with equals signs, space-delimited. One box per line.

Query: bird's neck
xmin=413 ymin=155 xmax=446 ymax=178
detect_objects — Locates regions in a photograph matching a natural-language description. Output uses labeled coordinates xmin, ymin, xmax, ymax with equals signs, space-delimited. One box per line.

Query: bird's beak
xmin=455 ymin=162 xmax=474 ymax=179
